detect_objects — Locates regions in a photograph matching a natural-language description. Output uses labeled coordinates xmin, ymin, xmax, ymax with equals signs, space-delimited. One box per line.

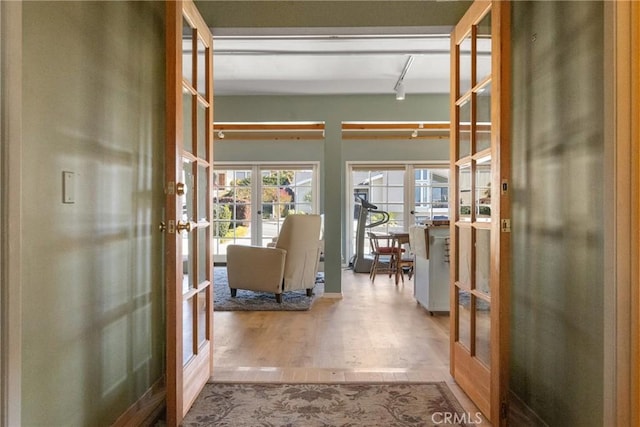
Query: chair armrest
xmin=226 ymin=245 xmax=286 ymax=293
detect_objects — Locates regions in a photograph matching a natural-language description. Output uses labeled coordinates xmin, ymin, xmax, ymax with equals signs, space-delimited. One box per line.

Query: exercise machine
xmin=350 ymin=196 xmax=390 ymax=273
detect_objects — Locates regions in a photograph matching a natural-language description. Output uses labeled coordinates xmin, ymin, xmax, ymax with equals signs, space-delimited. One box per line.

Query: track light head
xmin=395 ymin=82 xmax=406 ymax=101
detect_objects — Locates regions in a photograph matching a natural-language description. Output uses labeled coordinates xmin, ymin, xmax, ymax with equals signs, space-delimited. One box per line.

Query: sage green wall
xmin=510 ymin=2 xmax=604 ymax=425
xmin=215 ymin=94 xmax=450 ymax=293
xmin=22 ymin=2 xmax=165 ymax=425
xmin=196 ymin=1 xmax=472 ymax=29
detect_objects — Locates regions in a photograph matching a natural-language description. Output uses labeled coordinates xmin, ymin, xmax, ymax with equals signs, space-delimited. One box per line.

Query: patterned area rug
xmin=182 ymin=382 xmax=471 ymax=427
xmin=214 ymin=267 xmax=324 ymax=311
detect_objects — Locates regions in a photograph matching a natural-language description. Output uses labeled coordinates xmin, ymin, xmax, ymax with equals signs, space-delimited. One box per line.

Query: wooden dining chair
xmin=367 ymin=232 xmax=403 ymax=282
xmin=394 ymin=234 xmax=414 ymax=285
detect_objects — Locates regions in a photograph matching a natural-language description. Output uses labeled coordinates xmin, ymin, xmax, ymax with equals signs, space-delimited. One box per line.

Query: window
xmin=347 ymin=163 xmax=449 ymax=261
xmin=213 ymin=163 xmax=319 ymax=262
xmin=413 ymin=168 xmax=450 ymax=223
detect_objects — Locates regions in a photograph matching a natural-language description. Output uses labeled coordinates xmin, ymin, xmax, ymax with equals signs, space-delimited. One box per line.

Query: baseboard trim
xmin=321 ymin=292 xmax=343 ymax=299
xmin=112 ymin=377 xmax=166 ymax=427
xmin=508 ymin=389 xmax=547 ymax=427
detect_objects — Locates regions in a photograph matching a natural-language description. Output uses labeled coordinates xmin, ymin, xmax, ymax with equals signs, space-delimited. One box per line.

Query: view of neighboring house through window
xmin=213 ymin=164 xmax=318 ymax=262
xmin=413 ymin=167 xmax=450 ymax=223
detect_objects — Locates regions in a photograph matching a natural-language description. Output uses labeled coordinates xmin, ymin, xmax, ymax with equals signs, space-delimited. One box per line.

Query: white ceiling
xmin=212 ymin=30 xmax=453 ymax=97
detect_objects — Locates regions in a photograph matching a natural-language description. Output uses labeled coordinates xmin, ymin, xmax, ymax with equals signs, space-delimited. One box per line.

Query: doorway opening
xmin=209 ymin=26 xmax=465 ymax=411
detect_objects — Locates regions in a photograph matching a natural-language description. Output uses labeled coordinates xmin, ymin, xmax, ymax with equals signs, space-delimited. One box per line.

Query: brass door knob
xmin=159 ymin=222 xmax=167 ymax=232
xmin=176 ymin=220 xmax=193 ymax=233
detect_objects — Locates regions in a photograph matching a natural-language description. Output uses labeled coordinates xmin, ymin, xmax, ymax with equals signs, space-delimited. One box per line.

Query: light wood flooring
xmin=211 ymin=268 xmax=490 ymax=425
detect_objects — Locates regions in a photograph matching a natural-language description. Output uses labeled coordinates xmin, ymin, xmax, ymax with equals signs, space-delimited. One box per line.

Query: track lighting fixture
xmin=395 ymin=82 xmax=406 ymax=101
xmin=393 ymin=55 xmax=414 ymax=101
xmin=218 ymin=130 xmax=225 ymax=139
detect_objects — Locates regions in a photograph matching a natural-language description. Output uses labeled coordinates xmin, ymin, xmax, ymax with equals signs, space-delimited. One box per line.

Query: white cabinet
xmin=411 ymin=225 xmax=450 ymax=313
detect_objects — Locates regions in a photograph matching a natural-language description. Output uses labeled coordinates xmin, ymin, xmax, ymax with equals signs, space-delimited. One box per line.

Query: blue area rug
xmin=214 ymin=267 xmax=324 ymax=311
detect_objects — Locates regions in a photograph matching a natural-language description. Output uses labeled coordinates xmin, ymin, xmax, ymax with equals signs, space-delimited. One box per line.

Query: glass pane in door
xmin=183 ymin=298 xmax=195 ymax=364
xmin=413 ymin=168 xmax=450 ymax=224
xmin=458 ymin=226 xmax=472 ymax=288
xmin=260 ymin=168 xmax=315 ymax=246
xmin=368 ymin=170 xmax=405 ymax=234
xmin=458 ymin=165 xmax=472 ymax=221
xmin=476 ymin=83 xmax=492 ymax=152
xmin=458 ymin=99 xmax=472 ymax=158
xmin=197 ymin=289 xmax=208 ymax=347
xmin=182 ymin=90 xmax=193 ymax=154
xmin=291 ymin=170 xmax=314 ymax=214
xmin=476 ymin=12 xmax=492 ymax=84
xmin=260 ymin=169 xmax=291 ymax=245
xmin=198 ymin=227 xmax=207 ymax=284
xmin=213 ymin=169 xmax=252 ymax=259
xmin=459 ymin=34 xmax=473 ymax=94
xmin=182 ymin=18 xmax=193 ymax=86
xmin=475 ymin=228 xmax=491 ymax=295
xmin=475 ymin=159 xmax=492 ymax=222
xmin=197 ymin=165 xmax=208 ymax=222
xmin=458 ymin=289 xmax=472 ymax=351
xmin=197 ymin=101 xmax=207 ymax=158
xmin=181 ymin=159 xmax=195 ymax=294
xmin=475 ymin=296 xmax=491 ymax=367
xmin=350 ymin=168 xmax=406 ymax=248
xmin=196 ymin=36 xmax=207 ymax=97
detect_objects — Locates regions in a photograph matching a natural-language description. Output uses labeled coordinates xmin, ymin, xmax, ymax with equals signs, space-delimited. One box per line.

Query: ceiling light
xmin=395 ymin=82 xmax=406 ymax=101
xmin=411 ymin=129 xmax=418 ymax=138
xmin=217 ymin=130 xmax=225 ymax=139
xmin=393 ymin=55 xmax=414 ymax=101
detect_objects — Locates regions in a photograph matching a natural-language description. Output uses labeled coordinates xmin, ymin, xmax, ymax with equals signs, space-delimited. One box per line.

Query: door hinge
xmin=500 ymin=400 xmax=509 ymax=420
xmin=501 ymin=219 xmax=511 ymax=232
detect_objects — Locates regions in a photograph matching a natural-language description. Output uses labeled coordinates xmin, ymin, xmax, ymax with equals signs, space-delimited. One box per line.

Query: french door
xmin=165 ymin=2 xmax=214 ymax=425
xmin=213 ymin=164 xmax=318 ymax=262
xmin=449 ymin=1 xmax=510 ymax=425
xmin=347 ymin=164 xmax=449 ymax=260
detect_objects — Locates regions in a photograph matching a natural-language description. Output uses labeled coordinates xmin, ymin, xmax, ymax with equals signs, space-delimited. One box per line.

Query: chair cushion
xmin=377 ymin=247 xmax=405 ymax=254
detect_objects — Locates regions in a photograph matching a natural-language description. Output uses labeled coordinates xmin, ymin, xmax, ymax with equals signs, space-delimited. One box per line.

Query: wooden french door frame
xmin=165 ymin=1 xmax=214 ymax=425
xmin=603 ymin=1 xmax=640 ymax=425
xmin=449 ymin=1 xmax=510 ymax=425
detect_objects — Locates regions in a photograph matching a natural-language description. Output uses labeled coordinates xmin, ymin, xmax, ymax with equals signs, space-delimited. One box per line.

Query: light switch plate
xmin=63 ymin=171 xmax=75 ymax=204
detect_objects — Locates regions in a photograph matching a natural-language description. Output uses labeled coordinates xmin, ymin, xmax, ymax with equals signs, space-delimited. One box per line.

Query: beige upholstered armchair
xmin=226 ymin=214 xmax=322 ymax=303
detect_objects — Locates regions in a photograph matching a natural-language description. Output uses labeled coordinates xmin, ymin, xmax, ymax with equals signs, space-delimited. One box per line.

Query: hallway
xmin=211 ymin=269 xmax=487 ymax=422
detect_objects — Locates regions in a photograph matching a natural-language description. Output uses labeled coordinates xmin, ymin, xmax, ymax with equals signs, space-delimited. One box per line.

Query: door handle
xmin=176 ymin=220 xmax=195 ymax=233
xmin=159 ymin=221 xmax=167 ymax=232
